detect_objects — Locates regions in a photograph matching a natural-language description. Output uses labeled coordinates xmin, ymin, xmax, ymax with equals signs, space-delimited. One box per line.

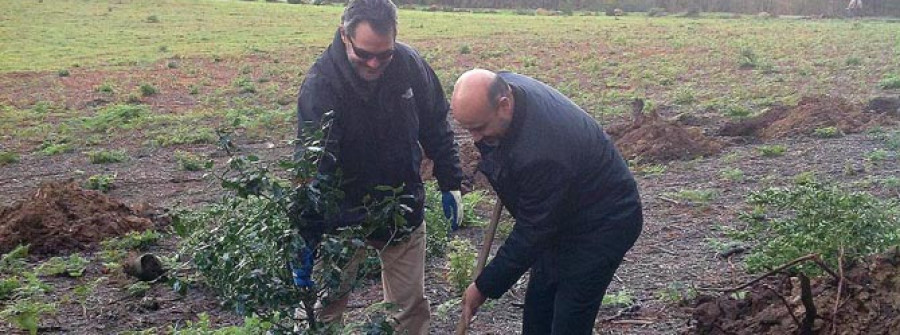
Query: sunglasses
xmin=347 ymin=37 xmax=395 ymax=61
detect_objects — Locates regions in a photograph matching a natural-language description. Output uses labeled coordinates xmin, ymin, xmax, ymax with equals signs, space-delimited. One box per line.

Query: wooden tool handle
xmin=455 ymin=200 xmax=504 ymax=335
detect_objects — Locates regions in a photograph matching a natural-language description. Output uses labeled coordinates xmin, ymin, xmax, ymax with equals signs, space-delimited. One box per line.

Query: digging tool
xmin=455 ymin=200 xmax=504 ymax=335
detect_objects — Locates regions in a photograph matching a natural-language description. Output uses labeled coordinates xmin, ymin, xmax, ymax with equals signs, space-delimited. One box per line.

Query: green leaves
xmin=732 ymin=180 xmax=900 ymax=275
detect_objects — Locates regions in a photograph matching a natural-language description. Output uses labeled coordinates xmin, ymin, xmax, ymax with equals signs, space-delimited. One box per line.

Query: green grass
xmin=87 ymin=149 xmax=129 ymax=164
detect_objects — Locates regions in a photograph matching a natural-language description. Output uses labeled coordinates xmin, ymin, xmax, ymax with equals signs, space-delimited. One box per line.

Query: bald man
xmin=452 ymin=69 xmax=643 ymax=334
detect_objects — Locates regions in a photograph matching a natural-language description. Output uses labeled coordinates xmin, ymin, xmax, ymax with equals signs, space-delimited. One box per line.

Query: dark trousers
xmin=521 ymin=206 xmax=641 ymax=335
xmin=521 ymin=255 xmax=621 ymax=335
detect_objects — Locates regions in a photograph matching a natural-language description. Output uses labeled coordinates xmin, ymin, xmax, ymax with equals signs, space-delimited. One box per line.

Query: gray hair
xmin=341 ymin=0 xmax=398 ymax=38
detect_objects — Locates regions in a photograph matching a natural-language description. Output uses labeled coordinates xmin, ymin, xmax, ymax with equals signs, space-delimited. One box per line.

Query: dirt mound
xmin=719 ymin=95 xmax=896 ymax=139
xmin=0 ymin=180 xmax=153 ymax=256
xmin=608 ymin=99 xmax=724 ymax=162
xmin=691 ymin=249 xmax=900 ymax=334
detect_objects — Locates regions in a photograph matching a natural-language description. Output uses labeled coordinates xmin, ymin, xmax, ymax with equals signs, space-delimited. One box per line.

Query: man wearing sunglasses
xmin=294 ymin=0 xmax=463 ymax=333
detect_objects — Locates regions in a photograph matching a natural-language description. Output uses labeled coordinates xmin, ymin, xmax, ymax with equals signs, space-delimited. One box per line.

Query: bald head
xmin=451 ymin=69 xmax=514 ymax=144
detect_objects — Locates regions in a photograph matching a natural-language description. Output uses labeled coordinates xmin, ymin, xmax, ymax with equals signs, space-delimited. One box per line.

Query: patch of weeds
xmin=425 ymin=182 xmax=451 ymax=259
xmin=521 ymin=56 xmax=538 ymax=68
xmin=673 ymin=88 xmax=696 ymax=105
xmin=82 ymin=104 xmax=148 ymax=132
xmin=866 ymin=148 xmax=892 ymax=162
xmin=845 ymin=57 xmax=862 ymax=66
xmin=0 ymin=299 xmax=58 ymax=335
xmin=656 ymin=282 xmax=697 ymax=305
xmin=167 ymin=61 xmax=178 ymax=69
xmin=101 ymin=230 xmax=162 ymax=251
xmin=57 ymin=69 xmax=70 ymax=77
xmin=602 ymin=289 xmax=634 ymax=307
xmin=174 ymin=150 xmax=212 ymax=171
xmin=96 ymin=82 xmax=115 ymax=94
xmin=125 ymin=92 xmax=142 ymax=104
xmin=188 ymin=85 xmax=199 ymax=95
xmin=146 ymin=15 xmax=160 ymax=23
xmin=664 ymin=189 xmax=717 ymax=205
xmin=721 ymin=104 xmax=751 ymax=119
xmin=878 ymin=74 xmax=900 ymax=89
xmin=879 ymin=176 xmax=900 ymax=190
xmin=233 ymin=77 xmax=256 ymax=94
xmin=793 ymin=171 xmax=818 ymax=185
xmin=877 ymin=131 xmax=900 ymax=150
xmin=738 ymin=47 xmax=758 ymax=69
xmin=757 ymin=144 xmax=786 ymax=157
xmin=0 ymin=277 xmax=21 ymax=300
xmin=85 ymin=173 xmax=116 ymax=192
xmin=139 ymin=83 xmax=158 ymax=96
xmin=731 ymin=180 xmax=900 ymax=275
xmin=445 ymin=237 xmax=476 ymax=294
xmin=127 ymin=281 xmax=151 ymax=298
xmin=813 ymin=126 xmax=843 ymax=138
xmin=720 ymin=167 xmax=744 ymax=182
xmin=151 ymin=126 xmax=216 ymax=147
xmin=0 ymin=245 xmax=30 ymax=274
xmin=0 ymin=151 xmax=20 ymax=166
xmin=158 ymin=45 xmax=168 ymax=53
xmin=721 ymin=152 xmax=740 ymax=163
xmin=35 ymin=254 xmax=89 ymax=277
xmin=459 ymin=44 xmax=471 ymax=54
xmin=38 ymin=136 xmax=74 ymax=155
xmin=87 ymin=149 xmax=129 ymax=164
xmin=461 ymin=191 xmax=486 ymax=228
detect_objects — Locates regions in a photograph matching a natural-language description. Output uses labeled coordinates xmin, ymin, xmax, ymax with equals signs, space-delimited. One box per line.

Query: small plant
xmin=35 ymin=254 xmax=90 ymax=277
xmin=656 ymin=282 xmax=697 ymax=305
xmin=0 ymin=277 xmax=21 ymax=300
xmin=720 ymin=167 xmax=745 ymax=182
xmin=167 ymin=61 xmax=178 ymax=69
xmin=139 ymin=83 xmax=158 ymax=96
xmin=445 ymin=237 xmax=477 ymax=294
xmin=757 ymin=144 xmax=786 ymax=157
xmin=866 ymin=148 xmax=892 ymax=162
xmin=459 ymin=44 xmax=471 ymax=54
xmin=813 ymin=126 xmax=843 ymax=138
xmin=878 ymin=74 xmax=900 ymax=89
xmin=101 ymin=230 xmax=162 ymax=251
xmin=82 ymin=104 xmax=148 ymax=132
xmin=460 ymin=191 xmax=486 ymax=228
xmin=602 ymin=289 xmax=634 ymax=307
xmin=0 ymin=150 xmax=20 ymax=166
xmin=673 ymin=88 xmax=696 ymax=105
xmin=0 ymin=245 xmax=30 ymax=274
xmin=96 ymin=82 xmax=115 ymax=94
xmin=188 ymin=85 xmax=199 ymax=95
xmin=738 ymin=47 xmax=758 ymax=69
xmin=637 ymin=164 xmax=667 ymax=176
xmin=85 ymin=173 xmax=116 ymax=192
xmin=424 ymin=182 xmax=451 ymax=259
xmin=175 ymin=150 xmax=212 ymax=171
xmin=234 ymin=77 xmax=257 ymax=94
xmin=730 ymin=180 xmax=900 ymax=275
xmin=146 ymin=15 xmax=160 ymax=23
xmin=722 ymin=104 xmax=751 ymax=119
xmin=0 ymin=299 xmax=58 ymax=335
xmin=151 ymin=126 xmax=216 ymax=147
xmin=127 ymin=281 xmax=151 ymax=297
xmin=58 ymin=69 xmax=70 ymax=77
xmin=845 ymin=57 xmax=862 ymax=66
xmin=87 ymin=149 xmax=129 ymax=164
xmin=39 ymin=138 xmax=74 ymax=155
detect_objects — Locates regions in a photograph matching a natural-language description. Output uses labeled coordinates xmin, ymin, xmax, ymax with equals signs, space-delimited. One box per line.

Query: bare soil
xmin=608 ymin=100 xmax=725 ymax=162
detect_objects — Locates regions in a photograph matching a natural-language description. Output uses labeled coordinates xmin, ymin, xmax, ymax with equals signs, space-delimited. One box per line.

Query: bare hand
xmin=461 ymin=282 xmax=487 ymax=324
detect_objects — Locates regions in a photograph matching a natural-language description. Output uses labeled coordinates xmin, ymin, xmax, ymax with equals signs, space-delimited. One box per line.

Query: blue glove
xmin=292 ymin=246 xmax=315 ymax=289
xmin=442 ymin=190 xmax=463 ymax=231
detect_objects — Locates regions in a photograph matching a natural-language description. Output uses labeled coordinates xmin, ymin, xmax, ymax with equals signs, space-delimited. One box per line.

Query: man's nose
xmin=365 ymin=57 xmax=381 ymax=68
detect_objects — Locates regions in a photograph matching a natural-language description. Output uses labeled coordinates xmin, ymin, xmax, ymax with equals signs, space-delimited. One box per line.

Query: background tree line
xmin=391 ymin=0 xmax=900 ymax=16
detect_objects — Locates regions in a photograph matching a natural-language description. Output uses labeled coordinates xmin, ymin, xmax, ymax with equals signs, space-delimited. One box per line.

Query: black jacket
xmin=296 ymin=30 xmax=462 ymax=241
xmin=474 ymin=72 xmax=643 ymax=299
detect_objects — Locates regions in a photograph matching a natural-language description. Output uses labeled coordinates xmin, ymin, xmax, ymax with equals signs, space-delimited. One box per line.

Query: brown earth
xmin=0 ymin=180 xmax=156 ymax=256
xmin=691 ymin=248 xmax=900 ymax=335
xmin=719 ymin=95 xmax=898 ymax=139
xmin=608 ymin=99 xmax=725 ymax=162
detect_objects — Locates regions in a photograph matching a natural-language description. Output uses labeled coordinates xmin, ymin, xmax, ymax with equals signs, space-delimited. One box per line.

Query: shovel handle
xmin=456 ymin=200 xmax=504 ymax=335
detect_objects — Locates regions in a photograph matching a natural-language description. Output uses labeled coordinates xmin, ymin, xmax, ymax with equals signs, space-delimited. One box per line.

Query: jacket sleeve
xmin=413 ymin=57 xmax=462 ymax=192
xmin=474 ymin=160 xmax=570 ymax=299
xmin=296 ymin=72 xmax=341 ymax=179
xmin=296 ymin=71 xmax=341 ymax=241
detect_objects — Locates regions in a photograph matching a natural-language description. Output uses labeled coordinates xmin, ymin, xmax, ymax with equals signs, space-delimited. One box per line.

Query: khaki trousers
xmin=319 ymin=223 xmax=430 ymax=335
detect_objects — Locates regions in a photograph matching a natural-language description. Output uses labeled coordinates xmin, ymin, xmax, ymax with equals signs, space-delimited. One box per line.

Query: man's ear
xmin=497 ymin=96 xmax=513 ymax=118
